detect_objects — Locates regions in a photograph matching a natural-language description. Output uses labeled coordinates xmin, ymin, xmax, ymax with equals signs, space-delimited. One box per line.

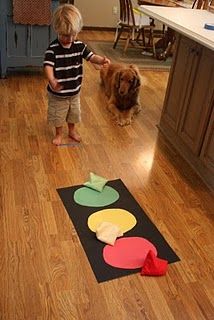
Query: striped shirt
xmin=44 ymin=39 xmax=94 ymax=97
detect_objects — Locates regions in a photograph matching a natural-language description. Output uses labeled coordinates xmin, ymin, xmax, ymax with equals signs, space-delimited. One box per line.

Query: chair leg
xmin=147 ymin=29 xmax=153 ymax=47
xmin=114 ymin=26 xmax=119 ymax=43
xmin=124 ymin=33 xmax=131 ymax=52
xmin=152 ymin=40 xmax=156 ymax=58
xmin=150 ymin=29 xmax=156 ymax=58
xmin=143 ymin=28 xmax=156 ymax=58
xmin=142 ymin=29 xmax=146 ymax=47
xmin=136 ymin=28 xmax=145 ymax=46
xmin=113 ymin=27 xmax=123 ymax=49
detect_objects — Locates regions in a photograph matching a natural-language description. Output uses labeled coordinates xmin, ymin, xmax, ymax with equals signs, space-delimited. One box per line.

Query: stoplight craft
xmin=57 ymin=178 xmax=179 ymax=282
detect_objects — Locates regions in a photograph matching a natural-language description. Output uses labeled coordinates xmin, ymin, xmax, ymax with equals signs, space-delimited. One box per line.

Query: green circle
xmin=74 ymin=186 xmax=119 ymax=207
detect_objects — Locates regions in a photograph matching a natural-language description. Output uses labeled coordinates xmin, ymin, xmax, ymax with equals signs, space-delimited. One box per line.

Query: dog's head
xmin=115 ymin=65 xmax=141 ymax=96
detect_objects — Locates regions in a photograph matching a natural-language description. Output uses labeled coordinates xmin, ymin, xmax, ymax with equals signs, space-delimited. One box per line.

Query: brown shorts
xmin=47 ymin=92 xmax=81 ymax=127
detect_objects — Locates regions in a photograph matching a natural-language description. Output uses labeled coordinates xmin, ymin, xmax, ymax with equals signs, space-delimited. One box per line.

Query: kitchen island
xmin=140 ymin=6 xmax=214 ymax=190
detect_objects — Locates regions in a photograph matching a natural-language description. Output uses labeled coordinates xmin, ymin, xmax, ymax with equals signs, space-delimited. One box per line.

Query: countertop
xmin=139 ymin=6 xmax=214 ymax=50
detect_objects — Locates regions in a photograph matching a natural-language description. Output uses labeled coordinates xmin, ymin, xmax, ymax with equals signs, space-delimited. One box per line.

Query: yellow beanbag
xmin=96 ymin=221 xmax=123 ymax=246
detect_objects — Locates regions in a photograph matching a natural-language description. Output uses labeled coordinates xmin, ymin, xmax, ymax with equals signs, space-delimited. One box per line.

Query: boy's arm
xmin=44 ymin=65 xmax=63 ymax=91
xmin=89 ymin=54 xmax=110 ymax=66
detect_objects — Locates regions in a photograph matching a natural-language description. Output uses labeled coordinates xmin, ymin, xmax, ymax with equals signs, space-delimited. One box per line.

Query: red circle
xmin=103 ymin=237 xmax=157 ymax=269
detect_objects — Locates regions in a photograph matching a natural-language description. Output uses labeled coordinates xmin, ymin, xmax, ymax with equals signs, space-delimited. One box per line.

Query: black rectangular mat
xmin=57 ymin=179 xmax=180 ymax=283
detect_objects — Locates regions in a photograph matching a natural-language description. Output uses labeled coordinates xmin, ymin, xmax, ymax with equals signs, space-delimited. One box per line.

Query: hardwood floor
xmin=0 ymin=31 xmax=213 ymax=320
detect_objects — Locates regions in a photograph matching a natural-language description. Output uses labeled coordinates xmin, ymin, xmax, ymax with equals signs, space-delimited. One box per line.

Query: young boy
xmin=44 ymin=4 xmax=110 ymax=145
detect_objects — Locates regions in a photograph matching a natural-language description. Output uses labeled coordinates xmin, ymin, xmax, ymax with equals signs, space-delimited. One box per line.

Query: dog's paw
xmin=135 ymin=106 xmax=142 ymax=115
xmin=117 ymin=118 xmax=132 ymax=126
xmin=107 ymin=107 xmax=114 ymax=116
xmin=133 ymin=104 xmax=142 ymax=115
xmin=107 ymin=104 xmax=116 ymax=115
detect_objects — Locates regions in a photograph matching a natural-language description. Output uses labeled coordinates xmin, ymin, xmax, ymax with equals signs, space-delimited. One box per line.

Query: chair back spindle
xmin=119 ymin=0 xmax=136 ymax=27
xmin=192 ymin=0 xmax=209 ymax=9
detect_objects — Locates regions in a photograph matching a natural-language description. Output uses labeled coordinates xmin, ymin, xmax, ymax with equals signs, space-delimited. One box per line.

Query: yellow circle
xmin=88 ymin=208 xmax=137 ymax=233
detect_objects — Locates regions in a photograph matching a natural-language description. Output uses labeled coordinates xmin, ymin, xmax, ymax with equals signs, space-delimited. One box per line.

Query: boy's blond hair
xmin=52 ymin=4 xmax=83 ymax=35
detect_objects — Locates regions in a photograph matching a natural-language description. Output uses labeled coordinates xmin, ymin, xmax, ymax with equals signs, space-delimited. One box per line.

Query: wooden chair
xmin=113 ymin=0 xmax=157 ymax=56
xmin=192 ymin=0 xmax=209 ymax=9
xmin=208 ymin=0 xmax=214 ymax=12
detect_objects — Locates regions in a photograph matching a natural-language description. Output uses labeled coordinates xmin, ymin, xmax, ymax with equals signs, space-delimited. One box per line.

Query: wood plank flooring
xmin=0 ymin=31 xmax=213 ymax=320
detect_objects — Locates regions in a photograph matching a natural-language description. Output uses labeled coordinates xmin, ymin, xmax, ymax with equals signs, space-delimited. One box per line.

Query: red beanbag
xmin=141 ymin=250 xmax=168 ymax=276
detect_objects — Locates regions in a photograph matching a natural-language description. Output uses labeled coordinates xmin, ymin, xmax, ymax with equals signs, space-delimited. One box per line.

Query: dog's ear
xmin=132 ymin=72 xmax=141 ymax=89
xmin=115 ymin=71 xmax=121 ymax=89
xmin=129 ymin=65 xmax=141 ymax=89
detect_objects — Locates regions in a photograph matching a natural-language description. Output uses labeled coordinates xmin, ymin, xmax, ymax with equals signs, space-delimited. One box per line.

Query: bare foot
xmin=69 ymin=131 xmax=81 ymax=142
xmin=52 ymin=135 xmax=62 ymax=146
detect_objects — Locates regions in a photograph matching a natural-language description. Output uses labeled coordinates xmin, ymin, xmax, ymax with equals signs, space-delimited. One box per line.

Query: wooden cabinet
xmin=177 ymin=44 xmax=214 ymax=156
xmin=160 ymin=34 xmax=214 ymax=189
xmin=201 ymin=106 xmax=214 ymax=174
xmin=160 ymin=36 xmax=200 ymax=133
xmin=0 ymin=0 xmax=59 ymax=78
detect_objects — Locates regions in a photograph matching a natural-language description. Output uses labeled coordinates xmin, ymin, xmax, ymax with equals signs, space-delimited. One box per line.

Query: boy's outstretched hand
xmin=90 ymin=54 xmax=111 ymax=70
xmin=103 ymin=56 xmax=111 ymax=66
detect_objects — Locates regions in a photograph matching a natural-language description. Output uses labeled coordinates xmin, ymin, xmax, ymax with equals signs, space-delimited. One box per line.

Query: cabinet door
xmin=160 ymin=35 xmax=199 ymax=132
xmin=6 ymin=13 xmax=57 ymax=67
xmin=178 ymin=46 xmax=214 ymax=155
xmin=200 ymin=104 xmax=214 ymax=174
xmin=7 ymin=19 xmax=57 ymax=67
xmin=6 ymin=17 xmax=30 ymax=67
xmin=0 ymin=0 xmax=59 ymax=76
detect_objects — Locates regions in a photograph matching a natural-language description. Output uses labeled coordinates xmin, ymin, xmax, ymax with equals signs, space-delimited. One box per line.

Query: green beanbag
xmin=84 ymin=172 xmax=108 ymax=192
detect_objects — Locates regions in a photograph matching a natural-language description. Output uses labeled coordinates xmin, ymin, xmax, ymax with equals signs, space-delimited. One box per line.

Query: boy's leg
xmin=68 ymin=123 xmax=81 ymax=142
xmin=47 ymin=92 xmax=69 ymax=145
xmin=53 ymin=126 xmax=63 ymax=146
xmin=67 ymin=94 xmax=81 ymax=142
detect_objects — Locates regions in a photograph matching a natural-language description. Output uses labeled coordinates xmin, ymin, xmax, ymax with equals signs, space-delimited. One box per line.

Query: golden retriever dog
xmin=100 ymin=63 xmax=142 ymax=126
